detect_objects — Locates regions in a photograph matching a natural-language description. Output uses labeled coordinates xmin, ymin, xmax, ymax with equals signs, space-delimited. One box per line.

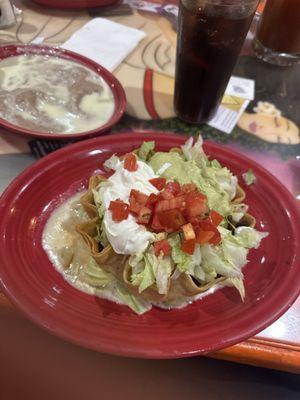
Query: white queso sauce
xmin=0 ymin=55 xmax=115 ymax=134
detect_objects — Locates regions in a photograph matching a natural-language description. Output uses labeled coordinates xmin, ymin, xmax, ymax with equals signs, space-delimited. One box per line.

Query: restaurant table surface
xmin=0 ymin=0 xmax=300 ymax=392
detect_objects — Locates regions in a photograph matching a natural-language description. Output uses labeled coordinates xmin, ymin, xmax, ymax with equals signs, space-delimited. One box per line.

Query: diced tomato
xmin=187 ymin=216 xmax=203 ymax=228
xmin=157 ymin=209 xmax=186 ymax=232
xmin=185 ymin=191 xmax=207 ymax=202
xmin=149 ymin=177 xmax=166 ymax=191
xmin=210 ymin=210 xmax=223 ymax=226
xmin=124 ymin=153 xmax=138 ymax=172
xmin=209 ymin=230 xmax=221 ymax=245
xmin=154 ymin=239 xmax=171 ymax=256
xmin=164 ymin=181 xmax=181 ymax=195
xmin=108 ymin=199 xmax=129 ymax=222
xmin=137 ymin=206 xmax=152 ymax=225
xmin=198 ymin=218 xmax=216 ymax=231
xmin=160 ymin=190 xmax=174 ymax=200
xmin=181 ymin=223 xmax=196 ymax=240
xmin=151 ymin=213 xmax=164 ymax=232
xmin=196 ymin=230 xmax=215 ymax=244
xmin=128 ymin=197 xmax=141 ymax=215
xmin=198 ymin=218 xmax=221 ymax=246
xmin=185 ymin=192 xmax=208 ymax=217
xmin=155 ymin=195 xmax=185 ymax=213
xmin=129 ymin=189 xmax=148 ymax=206
xmin=182 ymin=183 xmax=197 ymax=193
xmin=147 ymin=193 xmax=160 ymax=206
xmin=181 ymin=239 xmax=196 ymax=255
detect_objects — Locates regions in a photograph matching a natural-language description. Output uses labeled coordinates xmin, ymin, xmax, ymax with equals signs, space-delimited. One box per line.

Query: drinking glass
xmin=253 ymin=0 xmax=300 ymax=66
xmin=174 ymin=0 xmax=259 ymax=124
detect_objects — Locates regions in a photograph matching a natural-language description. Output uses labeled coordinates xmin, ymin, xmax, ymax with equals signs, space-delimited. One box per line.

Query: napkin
xmin=62 ymin=18 xmax=146 ymax=71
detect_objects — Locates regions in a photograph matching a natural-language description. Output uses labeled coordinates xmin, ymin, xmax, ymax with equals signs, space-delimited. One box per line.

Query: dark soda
xmin=174 ymin=0 xmax=257 ymax=123
xmin=256 ymin=0 xmax=300 ymax=54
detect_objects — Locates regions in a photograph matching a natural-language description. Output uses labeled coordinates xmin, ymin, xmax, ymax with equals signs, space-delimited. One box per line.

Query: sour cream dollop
xmin=99 ymin=159 xmax=159 ymax=255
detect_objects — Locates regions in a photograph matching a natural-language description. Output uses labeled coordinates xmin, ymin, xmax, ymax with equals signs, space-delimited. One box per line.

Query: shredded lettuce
xmin=149 ymin=136 xmax=238 ymax=216
xmin=83 ymin=260 xmax=152 ymax=314
xmin=243 ymin=169 xmax=256 ymax=186
xmin=168 ymin=236 xmax=205 ymax=280
xmin=222 ymin=277 xmax=246 ymax=301
xmin=200 ymin=226 xmax=268 ymax=284
xmin=138 ymin=256 xmax=156 ymax=293
xmin=103 ymin=154 xmax=121 ymax=171
xmin=153 ymin=254 xmax=172 ymax=294
xmin=201 ymin=243 xmax=243 ymax=279
xmin=234 ymin=226 xmax=269 ymax=249
xmin=83 ymin=259 xmax=115 ymax=287
xmin=231 ymin=203 xmax=249 ymax=223
xmin=169 ymin=235 xmax=192 ymax=272
xmin=130 ymin=250 xmax=173 ymax=295
xmin=181 ymin=135 xmax=207 ymax=167
xmin=138 ymin=141 xmax=155 ymax=161
xmin=115 ymin=282 xmax=152 ymax=314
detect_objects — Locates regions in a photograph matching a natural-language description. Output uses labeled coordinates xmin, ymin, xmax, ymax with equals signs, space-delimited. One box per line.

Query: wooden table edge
xmin=208 ymin=341 xmax=300 ymax=374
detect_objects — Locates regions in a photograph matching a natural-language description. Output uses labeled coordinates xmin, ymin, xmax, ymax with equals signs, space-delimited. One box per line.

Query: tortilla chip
xmin=80 ymin=175 xmax=106 ymax=218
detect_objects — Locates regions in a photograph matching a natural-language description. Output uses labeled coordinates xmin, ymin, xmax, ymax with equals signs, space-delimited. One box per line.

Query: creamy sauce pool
xmin=0 ymin=55 xmax=115 ymax=133
xmin=42 ymin=193 xmax=219 ymax=311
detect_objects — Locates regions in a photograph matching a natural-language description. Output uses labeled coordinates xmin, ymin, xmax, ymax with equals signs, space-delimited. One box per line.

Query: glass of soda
xmin=253 ymin=0 xmax=300 ymax=67
xmin=174 ymin=0 xmax=259 ymax=124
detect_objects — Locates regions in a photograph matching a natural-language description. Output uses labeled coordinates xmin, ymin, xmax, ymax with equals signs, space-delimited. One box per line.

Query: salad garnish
xmin=76 ymin=136 xmax=268 ymax=314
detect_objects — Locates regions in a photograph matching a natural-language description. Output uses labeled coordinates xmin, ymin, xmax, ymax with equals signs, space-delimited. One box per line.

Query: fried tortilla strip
xmin=80 ymin=174 xmax=106 ymax=218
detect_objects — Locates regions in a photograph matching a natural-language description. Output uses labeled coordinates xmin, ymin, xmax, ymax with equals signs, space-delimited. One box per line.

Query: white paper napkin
xmin=62 ymin=18 xmax=146 ymax=71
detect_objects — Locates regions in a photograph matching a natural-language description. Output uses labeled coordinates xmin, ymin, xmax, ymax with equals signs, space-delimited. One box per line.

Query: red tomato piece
xmin=129 ymin=189 xmax=148 ymax=206
xmin=199 ymin=218 xmax=216 ymax=231
xmin=182 ymin=183 xmax=197 ymax=193
xmin=124 ymin=153 xmax=138 ymax=172
xmin=160 ymin=190 xmax=174 ymax=200
xmin=108 ymin=199 xmax=129 ymax=222
xmin=151 ymin=213 xmax=164 ymax=232
xmin=198 ymin=218 xmax=221 ymax=246
xmin=165 ymin=181 xmax=181 ymax=195
xmin=210 ymin=210 xmax=224 ymax=226
xmin=137 ymin=206 xmax=152 ymax=225
xmin=209 ymin=230 xmax=221 ymax=245
xmin=147 ymin=193 xmax=160 ymax=206
xmin=196 ymin=230 xmax=215 ymax=244
xmin=154 ymin=239 xmax=171 ymax=256
xmin=157 ymin=209 xmax=186 ymax=232
xmin=185 ymin=192 xmax=208 ymax=217
xmin=155 ymin=195 xmax=185 ymax=213
xmin=129 ymin=197 xmax=142 ymax=215
xmin=149 ymin=177 xmax=166 ymax=191
xmin=181 ymin=239 xmax=196 ymax=255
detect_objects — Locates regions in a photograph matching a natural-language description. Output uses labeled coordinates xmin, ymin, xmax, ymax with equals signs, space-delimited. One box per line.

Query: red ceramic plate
xmin=31 ymin=0 xmax=119 ymax=8
xmin=0 ymin=45 xmax=126 ymax=140
xmin=0 ymin=132 xmax=299 ymax=358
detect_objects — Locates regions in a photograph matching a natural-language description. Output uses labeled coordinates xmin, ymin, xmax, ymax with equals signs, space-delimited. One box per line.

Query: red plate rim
xmin=0 ymin=131 xmax=299 ymax=358
xmin=0 ymin=44 xmax=126 ymax=140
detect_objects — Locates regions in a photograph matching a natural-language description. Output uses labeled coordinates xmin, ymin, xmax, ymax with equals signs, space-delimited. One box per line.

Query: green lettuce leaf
xmin=242 ymin=169 xmax=256 ymax=186
xmin=103 ymin=154 xmax=121 ymax=171
xmin=83 ymin=259 xmax=115 ymax=287
xmin=130 ymin=250 xmax=173 ymax=295
xmin=222 ymin=277 xmax=245 ymax=301
xmin=138 ymin=141 xmax=155 ymax=161
xmin=115 ymin=282 xmax=152 ymax=315
xmin=169 ymin=235 xmax=193 ymax=272
xmin=234 ymin=226 xmax=269 ymax=249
